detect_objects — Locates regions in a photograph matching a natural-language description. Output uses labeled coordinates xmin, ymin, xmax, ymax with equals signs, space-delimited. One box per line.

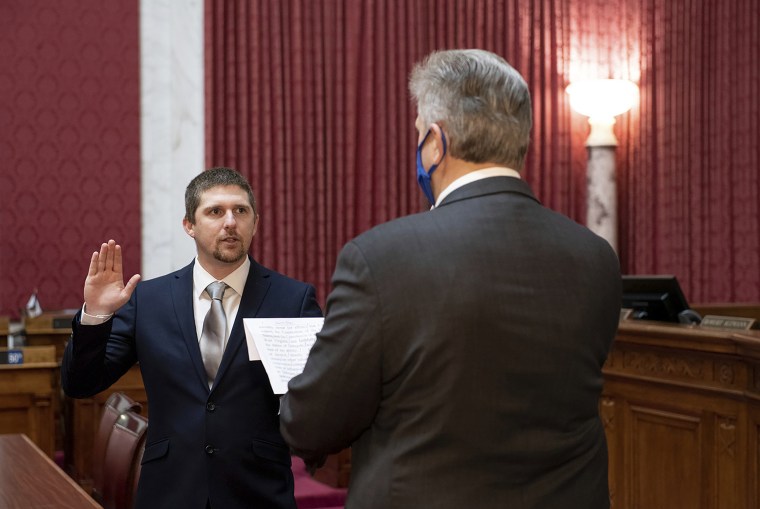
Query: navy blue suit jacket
xmin=62 ymin=257 xmax=322 ymax=509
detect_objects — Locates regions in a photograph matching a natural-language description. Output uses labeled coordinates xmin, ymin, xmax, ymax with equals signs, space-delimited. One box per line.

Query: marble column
xmin=586 ymin=146 xmax=617 ymax=252
xmin=140 ymin=0 xmax=204 ymax=279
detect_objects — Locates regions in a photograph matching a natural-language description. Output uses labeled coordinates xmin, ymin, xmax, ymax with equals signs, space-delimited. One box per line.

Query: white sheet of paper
xmin=243 ymin=317 xmax=325 ymax=394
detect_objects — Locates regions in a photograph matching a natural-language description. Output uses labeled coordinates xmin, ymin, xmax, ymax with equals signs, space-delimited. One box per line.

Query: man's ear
xmin=182 ymin=217 xmax=195 ymax=238
xmin=251 ymin=213 xmax=260 ymax=237
xmin=429 ymin=122 xmax=446 ymax=164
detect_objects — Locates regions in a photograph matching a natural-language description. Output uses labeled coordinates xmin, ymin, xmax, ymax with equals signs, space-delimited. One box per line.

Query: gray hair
xmin=184 ymin=167 xmax=257 ymax=223
xmin=409 ymin=49 xmax=532 ymax=170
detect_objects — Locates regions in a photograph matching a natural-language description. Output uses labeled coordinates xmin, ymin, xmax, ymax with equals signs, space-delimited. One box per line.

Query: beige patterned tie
xmin=201 ymin=281 xmax=228 ymax=388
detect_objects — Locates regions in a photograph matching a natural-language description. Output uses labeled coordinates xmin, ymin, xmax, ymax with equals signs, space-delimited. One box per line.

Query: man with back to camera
xmin=62 ymin=167 xmax=322 ymax=509
xmin=280 ymin=49 xmax=621 ymax=508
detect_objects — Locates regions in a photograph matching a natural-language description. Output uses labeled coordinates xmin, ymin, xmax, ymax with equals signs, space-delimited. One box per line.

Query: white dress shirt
xmin=191 ymin=257 xmax=250 ymax=349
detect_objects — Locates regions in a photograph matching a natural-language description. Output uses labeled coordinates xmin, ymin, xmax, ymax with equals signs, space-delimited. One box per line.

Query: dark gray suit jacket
xmin=281 ymin=177 xmax=621 ymax=509
xmin=62 ymin=257 xmax=322 ymax=509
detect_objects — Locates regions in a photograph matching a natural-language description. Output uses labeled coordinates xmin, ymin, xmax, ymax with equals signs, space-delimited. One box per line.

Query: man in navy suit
xmin=281 ymin=50 xmax=620 ymax=508
xmin=62 ymin=167 xmax=322 ymax=509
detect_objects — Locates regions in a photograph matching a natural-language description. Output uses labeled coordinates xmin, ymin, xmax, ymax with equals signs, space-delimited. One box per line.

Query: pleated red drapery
xmin=205 ymin=0 xmax=759 ymax=306
xmin=618 ymin=0 xmax=760 ymax=303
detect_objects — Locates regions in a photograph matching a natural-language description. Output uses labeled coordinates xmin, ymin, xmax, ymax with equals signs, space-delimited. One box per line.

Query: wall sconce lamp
xmin=566 ymin=79 xmax=639 ymax=252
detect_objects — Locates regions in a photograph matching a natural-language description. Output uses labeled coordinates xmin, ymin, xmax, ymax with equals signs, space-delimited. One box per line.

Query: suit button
xmin=205 ymin=445 xmax=214 ymax=455
xmin=206 ymin=402 xmax=215 ymax=412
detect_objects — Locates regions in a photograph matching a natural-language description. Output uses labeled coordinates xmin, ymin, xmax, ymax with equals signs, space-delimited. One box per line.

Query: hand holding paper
xmin=244 ymin=317 xmax=324 ymax=394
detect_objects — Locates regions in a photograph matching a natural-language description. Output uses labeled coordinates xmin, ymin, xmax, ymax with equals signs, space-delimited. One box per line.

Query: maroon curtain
xmin=618 ymin=0 xmax=760 ymax=303
xmin=205 ymin=0 xmax=759 ymax=306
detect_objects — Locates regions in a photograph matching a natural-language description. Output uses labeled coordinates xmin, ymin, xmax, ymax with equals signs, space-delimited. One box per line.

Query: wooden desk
xmin=0 ymin=433 xmax=99 ymax=508
xmin=25 ymin=328 xmax=72 ymax=362
xmin=24 ymin=312 xmax=76 ymax=454
xmin=25 ymin=310 xmax=76 ymax=362
xmin=603 ymin=320 xmax=760 ymax=509
xmin=0 ymin=315 xmax=9 ymax=346
xmin=693 ymin=303 xmax=760 ymax=322
xmin=0 ymin=346 xmax=58 ymax=457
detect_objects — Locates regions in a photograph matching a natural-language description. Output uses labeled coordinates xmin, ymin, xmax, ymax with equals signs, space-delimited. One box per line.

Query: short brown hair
xmin=184 ymin=167 xmax=257 ymax=223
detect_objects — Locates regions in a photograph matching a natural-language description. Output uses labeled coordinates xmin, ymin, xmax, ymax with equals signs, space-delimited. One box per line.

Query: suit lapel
xmin=171 ymin=261 xmax=210 ymax=391
xmin=212 ymin=258 xmax=271 ymax=391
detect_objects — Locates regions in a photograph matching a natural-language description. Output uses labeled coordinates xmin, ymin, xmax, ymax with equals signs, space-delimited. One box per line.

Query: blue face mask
xmin=416 ymin=128 xmax=447 ymax=206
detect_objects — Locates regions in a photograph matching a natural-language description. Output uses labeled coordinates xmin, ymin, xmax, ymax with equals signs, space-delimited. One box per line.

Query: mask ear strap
xmin=419 ymin=129 xmax=433 ymax=151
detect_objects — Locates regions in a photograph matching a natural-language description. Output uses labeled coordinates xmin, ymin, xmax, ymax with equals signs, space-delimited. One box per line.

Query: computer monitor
xmin=621 ymin=275 xmax=701 ymax=324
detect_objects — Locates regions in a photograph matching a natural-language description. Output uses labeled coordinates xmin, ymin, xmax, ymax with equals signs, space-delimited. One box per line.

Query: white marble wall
xmin=586 ymin=146 xmax=618 ymax=253
xmin=140 ymin=0 xmax=204 ymax=279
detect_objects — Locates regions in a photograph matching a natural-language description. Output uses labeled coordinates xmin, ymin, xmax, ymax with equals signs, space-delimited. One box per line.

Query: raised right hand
xmin=83 ymin=240 xmax=142 ymax=316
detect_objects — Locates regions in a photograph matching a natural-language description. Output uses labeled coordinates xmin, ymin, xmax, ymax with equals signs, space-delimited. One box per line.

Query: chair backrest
xmin=132 ymin=439 xmax=145 ymax=504
xmin=92 ymin=392 xmax=142 ymax=503
xmin=101 ymin=409 xmax=148 ymax=509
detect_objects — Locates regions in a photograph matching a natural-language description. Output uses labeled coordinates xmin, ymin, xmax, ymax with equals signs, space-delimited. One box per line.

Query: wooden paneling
xmin=25 ymin=309 xmax=76 ymax=361
xmin=0 ymin=316 xmax=8 ymax=345
xmin=26 ymin=329 xmax=72 ymax=361
xmin=630 ymin=406 xmax=702 ymax=509
xmin=23 ymin=311 xmax=76 ymax=453
xmin=604 ymin=320 xmax=760 ymax=509
xmin=0 ymin=346 xmax=57 ymax=457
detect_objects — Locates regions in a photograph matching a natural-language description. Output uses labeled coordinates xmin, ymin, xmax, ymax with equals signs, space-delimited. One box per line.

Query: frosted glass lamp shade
xmin=566 ymin=79 xmax=639 ymax=120
xmin=566 ymin=79 xmax=639 ymax=147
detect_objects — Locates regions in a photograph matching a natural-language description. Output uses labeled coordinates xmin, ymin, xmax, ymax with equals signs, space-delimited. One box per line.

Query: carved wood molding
xmin=716 ymin=362 xmax=736 ymax=386
xmin=608 ymin=348 xmax=743 ymax=391
xmin=32 ymin=393 xmax=53 ymax=407
xmin=600 ymin=397 xmax=617 ymax=507
xmin=752 ymin=365 xmax=760 ymax=392
xmin=718 ymin=417 xmax=736 ymax=459
xmin=622 ymin=350 xmax=705 ymax=380
xmin=601 ymin=397 xmax=615 ymax=432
